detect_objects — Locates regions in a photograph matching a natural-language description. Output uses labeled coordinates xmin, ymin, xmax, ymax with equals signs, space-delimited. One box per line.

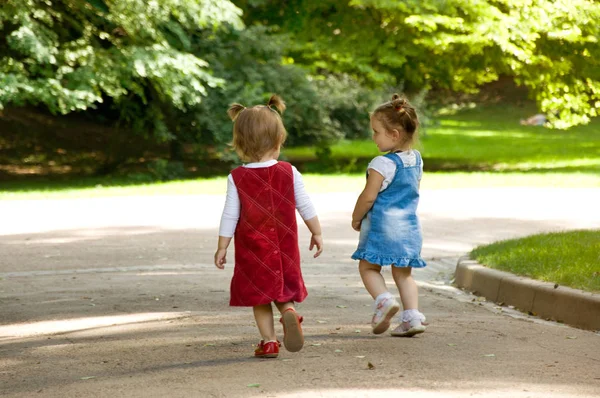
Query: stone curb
xmin=454 ymin=255 xmax=600 ymax=331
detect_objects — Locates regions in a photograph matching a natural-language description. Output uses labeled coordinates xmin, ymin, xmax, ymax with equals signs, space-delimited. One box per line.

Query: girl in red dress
xmin=214 ymin=95 xmax=323 ymax=358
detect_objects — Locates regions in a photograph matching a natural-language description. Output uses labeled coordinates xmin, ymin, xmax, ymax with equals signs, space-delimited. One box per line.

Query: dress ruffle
xmin=351 ymin=249 xmax=426 ymax=268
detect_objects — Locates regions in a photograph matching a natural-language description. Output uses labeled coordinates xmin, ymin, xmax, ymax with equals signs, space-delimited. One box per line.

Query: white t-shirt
xmin=367 ymin=151 xmax=423 ymax=192
xmin=218 ymin=160 xmax=317 ymax=237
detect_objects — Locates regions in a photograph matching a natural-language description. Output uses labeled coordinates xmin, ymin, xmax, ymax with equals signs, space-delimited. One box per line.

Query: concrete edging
xmin=454 ymin=255 xmax=600 ymax=331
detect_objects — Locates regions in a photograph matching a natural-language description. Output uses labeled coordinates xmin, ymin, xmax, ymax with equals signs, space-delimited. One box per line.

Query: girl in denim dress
xmin=351 ymin=94 xmax=427 ymax=337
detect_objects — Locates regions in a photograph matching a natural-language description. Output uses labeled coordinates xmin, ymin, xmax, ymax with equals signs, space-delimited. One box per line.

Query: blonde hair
xmin=372 ymin=93 xmax=419 ymax=144
xmin=227 ymin=95 xmax=287 ymax=162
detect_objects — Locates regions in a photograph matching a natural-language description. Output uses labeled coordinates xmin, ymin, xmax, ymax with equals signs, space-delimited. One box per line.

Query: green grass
xmin=2 ymin=103 xmax=599 ymax=200
xmin=1 ymin=171 xmax=599 ymax=200
xmin=471 ymin=230 xmax=600 ymax=293
xmin=283 ymin=104 xmax=600 ymax=174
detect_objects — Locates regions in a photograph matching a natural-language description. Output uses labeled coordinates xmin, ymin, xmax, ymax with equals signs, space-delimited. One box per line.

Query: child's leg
xmin=274 ymin=301 xmax=294 ymax=313
xmin=274 ymin=301 xmax=304 ymax=352
xmin=359 ymin=259 xmax=388 ymax=299
xmin=391 ymin=266 xmax=418 ymax=310
xmin=360 ymin=260 xmax=400 ymax=334
xmin=253 ymin=304 xmax=276 ymax=342
xmin=390 ymin=266 xmax=426 ymax=337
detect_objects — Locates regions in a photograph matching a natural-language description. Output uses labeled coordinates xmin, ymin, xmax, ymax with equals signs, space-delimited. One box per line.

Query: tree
xmin=0 ymin=0 xmax=242 ymax=141
xmin=235 ymin=0 xmax=600 ymax=128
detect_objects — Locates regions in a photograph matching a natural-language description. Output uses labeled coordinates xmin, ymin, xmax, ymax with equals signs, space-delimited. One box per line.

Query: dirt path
xmin=1 ymin=188 xmax=599 ymax=397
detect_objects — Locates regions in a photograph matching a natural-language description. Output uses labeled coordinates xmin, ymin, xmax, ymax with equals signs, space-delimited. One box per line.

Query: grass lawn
xmin=283 ymin=104 xmax=600 ymax=174
xmin=2 ymin=103 xmax=599 ymax=200
xmin=1 ymin=171 xmax=600 ymax=200
xmin=471 ymin=230 xmax=600 ymax=293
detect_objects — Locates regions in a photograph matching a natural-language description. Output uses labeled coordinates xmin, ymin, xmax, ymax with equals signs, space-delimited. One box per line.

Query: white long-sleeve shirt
xmin=218 ymin=160 xmax=317 ymax=237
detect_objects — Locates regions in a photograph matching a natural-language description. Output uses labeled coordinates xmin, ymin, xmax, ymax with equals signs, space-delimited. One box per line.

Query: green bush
xmin=190 ymin=26 xmax=342 ymax=151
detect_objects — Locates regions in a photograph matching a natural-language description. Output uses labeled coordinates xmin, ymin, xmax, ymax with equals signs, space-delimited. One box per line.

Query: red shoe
xmin=254 ymin=340 xmax=280 ymax=358
xmin=280 ymin=308 xmax=304 ymax=352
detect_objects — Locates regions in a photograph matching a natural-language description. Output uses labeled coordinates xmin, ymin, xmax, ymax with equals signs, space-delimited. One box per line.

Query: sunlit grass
xmin=1 ymin=171 xmax=599 ymax=200
xmin=283 ymin=104 xmax=600 ymax=173
xmin=471 ymin=230 xmax=600 ymax=292
xmin=2 ymin=104 xmax=599 ymax=199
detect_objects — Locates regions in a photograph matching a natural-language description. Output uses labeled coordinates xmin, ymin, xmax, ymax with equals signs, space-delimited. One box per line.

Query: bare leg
xmin=274 ymin=301 xmax=303 ymax=352
xmin=359 ymin=260 xmax=388 ymax=299
xmin=392 ymin=266 xmax=418 ymax=310
xmin=274 ymin=301 xmax=295 ymax=314
xmin=253 ymin=304 xmax=276 ymax=341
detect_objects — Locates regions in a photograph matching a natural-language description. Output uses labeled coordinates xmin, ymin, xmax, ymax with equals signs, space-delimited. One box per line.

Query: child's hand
xmin=351 ymin=219 xmax=361 ymax=231
xmin=309 ymin=234 xmax=323 ymax=258
xmin=214 ymin=248 xmax=227 ymax=269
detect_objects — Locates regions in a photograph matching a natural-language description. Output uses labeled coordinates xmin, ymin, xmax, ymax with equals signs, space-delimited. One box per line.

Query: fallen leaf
xmin=334 ymin=349 xmax=343 ymax=353
xmin=311 ymin=343 xmax=322 ymax=346
xmin=282 ymin=359 xmax=293 ymax=362
xmin=566 ymin=336 xmax=577 ymax=340
xmin=336 ymin=305 xmax=347 ymax=308
xmin=354 ymin=329 xmax=361 ymax=333
xmin=204 ymin=343 xmax=216 ymax=347
xmin=247 ymin=383 xmax=260 ymax=388
xmin=316 ymin=320 xmax=327 ymax=324
xmin=367 ymin=362 xmax=375 ymax=370
xmin=483 ymin=354 xmax=496 ymax=357
xmin=80 ymin=376 xmax=96 ymax=380
xmin=355 ymin=356 xmax=366 ymax=359
xmin=447 ymin=343 xmax=457 ymax=347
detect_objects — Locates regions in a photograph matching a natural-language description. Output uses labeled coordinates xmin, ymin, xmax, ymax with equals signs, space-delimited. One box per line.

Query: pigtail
xmin=227 ymin=103 xmax=246 ymax=121
xmin=267 ymin=94 xmax=286 ymax=114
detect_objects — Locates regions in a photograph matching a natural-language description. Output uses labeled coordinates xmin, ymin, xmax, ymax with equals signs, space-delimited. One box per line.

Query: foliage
xmin=0 ymin=0 xmax=242 ymax=141
xmin=235 ymin=0 xmax=600 ymax=129
xmin=190 ymin=25 xmax=363 ymax=150
xmin=146 ymin=159 xmax=187 ymax=181
xmin=313 ymin=74 xmax=380 ymax=140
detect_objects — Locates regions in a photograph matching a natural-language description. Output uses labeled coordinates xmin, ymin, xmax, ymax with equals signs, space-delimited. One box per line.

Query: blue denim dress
xmin=351 ymin=151 xmax=426 ymax=268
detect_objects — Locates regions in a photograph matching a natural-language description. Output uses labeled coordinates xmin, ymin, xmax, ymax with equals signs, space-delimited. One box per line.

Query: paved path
xmin=1 ymin=188 xmax=599 ymax=397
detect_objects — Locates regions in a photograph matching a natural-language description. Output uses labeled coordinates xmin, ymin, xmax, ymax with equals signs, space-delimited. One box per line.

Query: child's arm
xmin=214 ymin=175 xmax=240 ymax=269
xmin=303 ymin=216 xmax=323 ymax=258
xmin=214 ymin=236 xmax=232 ymax=269
xmin=292 ymin=166 xmax=323 ymax=258
xmin=351 ymin=170 xmax=385 ymax=231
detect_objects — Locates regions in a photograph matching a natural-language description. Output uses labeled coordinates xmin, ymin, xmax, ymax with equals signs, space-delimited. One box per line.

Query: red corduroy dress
xmin=229 ymin=161 xmax=308 ymax=307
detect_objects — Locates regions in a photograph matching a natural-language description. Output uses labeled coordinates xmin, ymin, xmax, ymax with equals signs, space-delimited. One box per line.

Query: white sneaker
xmin=371 ymin=297 xmax=401 ymax=334
xmin=391 ymin=310 xmax=427 ymax=337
